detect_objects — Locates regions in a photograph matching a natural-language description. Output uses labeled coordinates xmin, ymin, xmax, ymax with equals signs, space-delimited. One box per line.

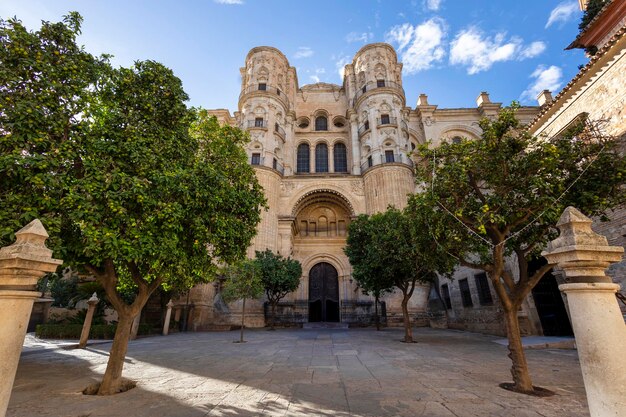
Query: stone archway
xmin=308 ymin=262 xmax=340 ymax=322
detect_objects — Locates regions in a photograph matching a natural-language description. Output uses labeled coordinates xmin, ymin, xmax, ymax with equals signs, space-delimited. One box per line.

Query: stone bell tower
xmin=238 ymin=46 xmax=297 ymax=253
xmin=344 ymin=43 xmax=415 ymax=214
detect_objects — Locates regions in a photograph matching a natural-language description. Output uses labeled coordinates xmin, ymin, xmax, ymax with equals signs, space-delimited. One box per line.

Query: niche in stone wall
xmin=295 ymin=198 xmax=351 ymax=239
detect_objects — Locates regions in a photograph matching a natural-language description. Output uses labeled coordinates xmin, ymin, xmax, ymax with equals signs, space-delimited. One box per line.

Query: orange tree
xmin=1 ymin=14 xmax=265 ymax=395
xmin=345 ymin=207 xmax=455 ymax=341
xmin=255 ymin=249 xmax=302 ymax=330
xmin=409 ymin=104 xmax=626 ymax=394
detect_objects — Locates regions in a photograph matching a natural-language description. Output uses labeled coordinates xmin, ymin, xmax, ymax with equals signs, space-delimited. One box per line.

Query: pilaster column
xmin=542 ymin=207 xmax=626 ymax=417
xmin=0 ymin=220 xmax=62 ymax=417
xmin=329 ymin=143 xmax=335 ymax=173
xmin=349 ymin=113 xmax=361 ymax=175
xmin=309 ymin=144 xmax=315 ymax=173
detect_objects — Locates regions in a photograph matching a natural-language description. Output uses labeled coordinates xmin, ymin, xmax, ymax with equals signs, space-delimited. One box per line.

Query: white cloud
xmin=521 ymin=65 xmax=563 ymax=102
xmin=345 ymin=31 xmax=373 ymax=44
xmin=520 ymin=41 xmax=547 ymax=59
xmin=214 ymin=0 xmax=244 ymax=4
xmin=309 ymin=68 xmax=326 ymax=83
xmin=545 ymin=2 xmax=579 ymax=28
xmin=424 ymin=0 xmax=442 ymax=11
xmin=335 ymin=55 xmax=351 ymax=80
xmin=450 ymin=28 xmax=546 ymax=74
xmin=384 ymin=18 xmax=447 ymax=74
xmin=293 ymin=47 xmax=313 ymax=59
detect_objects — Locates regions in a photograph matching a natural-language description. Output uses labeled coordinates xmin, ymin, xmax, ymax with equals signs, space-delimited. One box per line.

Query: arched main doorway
xmin=308 ymin=262 xmax=340 ymax=322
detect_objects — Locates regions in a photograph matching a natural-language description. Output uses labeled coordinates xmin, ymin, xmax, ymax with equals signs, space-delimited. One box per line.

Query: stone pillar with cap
xmin=0 ymin=220 xmax=62 ymax=417
xmin=78 ymin=292 xmax=99 ymax=349
xmin=163 ymin=300 xmax=174 ymax=336
xmin=542 ymin=206 xmax=626 ymax=417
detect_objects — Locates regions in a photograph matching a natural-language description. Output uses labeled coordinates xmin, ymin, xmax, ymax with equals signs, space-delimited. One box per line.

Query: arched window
xmin=334 ymin=143 xmax=348 ymax=173
xmin=315 ymin=143 xmax=328 ymax=172
xmin=315 ymin=116 xmax=328 ymax=131
xmin=297 ymin=143 xmax=310 ymax=173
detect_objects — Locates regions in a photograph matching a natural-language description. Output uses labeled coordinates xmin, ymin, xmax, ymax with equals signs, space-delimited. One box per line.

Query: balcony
xmin=274 ymin=123 xmax=286 ymax=140
xmin=360 ymin=153 xmax=414 ymax=174
xmin=358 ymin=121 xmax=371 ymax=137
xmin=250 ymin=155 xmax=284 ymax=175
xmin=352 ymin=80 xmax=405 ymax=107
xmin=376 ymin=116 xmax=398 ymax=127
xmin=239 ymin=83 xmax=290 ymax=109
xmin=246 ymin=119 xmax=267 ymax=129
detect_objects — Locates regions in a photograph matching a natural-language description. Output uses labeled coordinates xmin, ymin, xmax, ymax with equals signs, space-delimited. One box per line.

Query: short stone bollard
xmin=78 ymin=292 xmax=99 ymax=349
xmin=542 ymin=207 xmax=626 ymax=417
xmin=163 ymin=300 xmax=174 ymax=336
xmin=0 ymin=220 xmax=62 ymax=417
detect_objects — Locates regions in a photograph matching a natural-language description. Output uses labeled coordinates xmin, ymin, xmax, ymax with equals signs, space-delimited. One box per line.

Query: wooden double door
xmin=308 ymin=262 xmax=340 ymax=322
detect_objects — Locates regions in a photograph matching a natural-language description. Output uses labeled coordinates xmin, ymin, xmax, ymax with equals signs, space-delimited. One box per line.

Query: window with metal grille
xmin=459 ymin=278 xmax=473 ymax=307
xmin=296 ymin=144 xmax=309 ymax=173
xmin=258 ymin=83 xmax=266 ymax=91
xmin=254 ymin=117 xmax=264 ymax=127
xmin=364 ymin=120 xmax=370 ymax=131
xmin=272 ymin=158 xmax=277 ymax=170
xmin=474 ymin=273 xmax=493 ymax=305
xmin=315 ymin=143 xmax=328 ymax=172
xmin=380 ymin=114 xmax=390 ymax=124
xmin=251 ymin=153 xmax=261 ymax=165
xmin=315 ymin=116 xmax=328 ymax=131
xmin=377 ymin=79 xmax=385 ymax=88
xmin=334 ymin=143 xmax=348 ymax=173
xmin=385 ymin=150 xmax=394 ymax=163
xmin=367 ymin=155 xmax=373 ymax=167
xmin=441 ymin=284 xmax=452 ymax=309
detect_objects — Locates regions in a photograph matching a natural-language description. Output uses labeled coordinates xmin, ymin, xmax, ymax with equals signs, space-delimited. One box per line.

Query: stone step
xmin=302 ymin=322 xmax=349 ymax=329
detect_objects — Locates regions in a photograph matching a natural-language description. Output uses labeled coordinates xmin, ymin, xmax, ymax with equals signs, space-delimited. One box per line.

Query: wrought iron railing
xmin=360 ymin=153 xmax=414 ymax=174
xmin=274 ymin=123 xmax=286 ymax=139
xmin=358 ymin=121 xmax=370 ymax=136
xmin=250 ymin=155 xmax=284 ymax=175
xmin=239 ymin=84 xmax=289 ymax=108
xmin=246 ymin=119 xmax=267 ymax=129
xmin=352 ymin=80 xmax=404 ymax=106
xmin=376 ymin=117 xmax=398 ymax=127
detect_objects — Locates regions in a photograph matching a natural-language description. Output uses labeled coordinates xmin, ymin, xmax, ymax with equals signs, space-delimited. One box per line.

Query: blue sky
xmin=1 ymin=1 xmax=587 ymax=112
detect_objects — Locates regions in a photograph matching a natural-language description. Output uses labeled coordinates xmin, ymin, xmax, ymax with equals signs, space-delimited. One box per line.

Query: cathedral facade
xmin=184 ymin=43 xmax=539 ymax=330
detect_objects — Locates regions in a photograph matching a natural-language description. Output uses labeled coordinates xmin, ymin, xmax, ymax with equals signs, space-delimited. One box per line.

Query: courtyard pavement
xmin=8 ymin=328 xmax=589 ymax=417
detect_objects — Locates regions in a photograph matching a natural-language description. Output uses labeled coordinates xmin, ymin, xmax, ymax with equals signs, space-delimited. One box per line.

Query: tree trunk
xmin=374 ymin=295 xmax=380 ymax=331
xmin=97 ymin=312 xmax=135 ymax=395
xmin=503 ymin=305 xmax=534 ymax=393
xmin=270 ymin=301 xmax=276 ymax=330
xmin=401 ymin=294 xmax=413 ymax=343
xmin=240 ymin=297 xmax=246 ymax=343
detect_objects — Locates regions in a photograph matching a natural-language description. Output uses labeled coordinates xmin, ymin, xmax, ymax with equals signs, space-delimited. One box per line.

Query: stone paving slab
xmin=8 ymin=328 xmax=590 ymax=416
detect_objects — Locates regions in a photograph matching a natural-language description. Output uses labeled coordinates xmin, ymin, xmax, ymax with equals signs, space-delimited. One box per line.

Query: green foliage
xmin=0 ymin=13 xmax=107 ymax=249
xmin=221 ymin=260 xmax=264 ymax=303
xmin=413 ymin=104 xmax=626 ymax=274
xmin=37 ymin=273 xmax=78 ymax=307
xmin=579 ymin=0 xmax=607 ymax=32
xmin=345 ymin=207 xmax=454 ymax=297
xmin=67 ymin=308 xmax=106 ymax=325
xmin=255 ymin=249 xmax=302 ymax=304
xmin=35 ymin=323 xmax=152 ymax=339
